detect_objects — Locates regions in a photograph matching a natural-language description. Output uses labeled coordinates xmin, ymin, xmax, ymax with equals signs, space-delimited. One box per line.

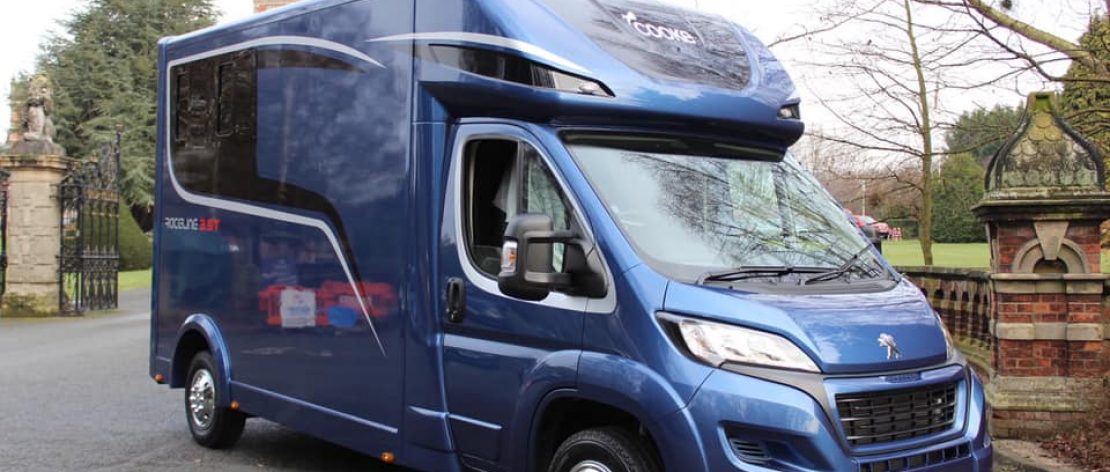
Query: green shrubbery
xmin=931 ymin=154 xmax=986 ymax=243
xmin=1060 ymin=16 xmax=1109 ymax=174
xmin=119 ymin=202 xmax=152 ymax=271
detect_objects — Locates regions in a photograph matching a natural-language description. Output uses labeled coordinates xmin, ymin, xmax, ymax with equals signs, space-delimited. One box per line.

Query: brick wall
xmin=904 ymin=222 xmax=1108 ymax=438
xmin=993 ymin=409 xmax=1088 ymax=438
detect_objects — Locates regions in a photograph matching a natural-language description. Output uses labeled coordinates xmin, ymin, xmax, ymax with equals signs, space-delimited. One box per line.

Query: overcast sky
xmin=0 ymin=0 xmax=253 ymax=137
xmin=0 ymin=0 xmax=1099 ymax=144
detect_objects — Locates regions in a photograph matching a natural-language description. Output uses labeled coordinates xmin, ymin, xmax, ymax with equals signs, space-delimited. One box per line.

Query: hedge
xmin=119 ymin=202 xmax=152 ymax=271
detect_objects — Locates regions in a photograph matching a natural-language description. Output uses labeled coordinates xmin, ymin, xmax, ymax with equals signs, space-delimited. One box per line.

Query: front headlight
xmin=662 ymin=314 xmax=820 ymax=373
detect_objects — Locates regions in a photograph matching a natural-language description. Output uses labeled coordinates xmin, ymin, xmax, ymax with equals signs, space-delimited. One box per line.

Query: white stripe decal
xmin=368 ymin=32 xmax=590 ymax=75
xmin=165 ymin=37 xmax=387 ymax=356
xmin=180 ymin=36 xmax=385 ymax=69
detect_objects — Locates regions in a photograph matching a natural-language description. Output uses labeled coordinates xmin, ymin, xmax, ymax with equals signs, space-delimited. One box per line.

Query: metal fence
xmin=58 ymin=132 xmax=121 ymax=315
xmin=0 ymin=169 xmax=9 ymax=299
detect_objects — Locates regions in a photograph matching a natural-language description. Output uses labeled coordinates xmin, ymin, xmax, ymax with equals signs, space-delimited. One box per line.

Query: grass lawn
xmin=884 ymin=239 xmax=1110 ymax=272
xmin=882 ymin=240 xmax=991 ymax=268
xmin=119 ymin=269 xmax=152 ymax=291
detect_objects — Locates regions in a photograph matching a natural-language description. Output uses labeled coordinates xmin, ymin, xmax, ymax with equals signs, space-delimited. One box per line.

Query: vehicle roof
xmin=161 ymin=0 xmax=804 ymax=152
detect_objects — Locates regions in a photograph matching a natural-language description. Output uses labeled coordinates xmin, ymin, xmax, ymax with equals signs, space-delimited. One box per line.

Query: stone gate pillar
xmin=0 ymin=154 xmax=75 ymax=316
xmin=973 ymin=92 xmax=1110 ymax=438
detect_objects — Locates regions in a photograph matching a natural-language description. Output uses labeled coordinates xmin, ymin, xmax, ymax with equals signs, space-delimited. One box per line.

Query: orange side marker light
xmin=153 ymin=374 xmax=165 ymax=384
xmin=381 ymin=452 xmax=395 ymax=464
xmin=230 ymin=401 xmax=240 ymax=411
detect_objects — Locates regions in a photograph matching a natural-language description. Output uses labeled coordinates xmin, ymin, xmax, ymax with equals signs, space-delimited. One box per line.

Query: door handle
xmin=446 ymin=277 xmax=466 ymax=323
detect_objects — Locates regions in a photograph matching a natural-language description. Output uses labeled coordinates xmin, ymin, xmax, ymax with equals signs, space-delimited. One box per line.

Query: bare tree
xmin=797 ymin=133 xmax=926 ymax=227
xmin=914 ymin=0 xmax=1110 ymax=84
xmin=796 ymin=0 xmax=995 ymax=265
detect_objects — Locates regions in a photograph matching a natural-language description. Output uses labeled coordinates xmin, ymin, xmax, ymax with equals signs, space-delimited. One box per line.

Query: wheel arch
xmin=171 ymin=314 xmax=232 ymax=407
xmin=529 ymin=391 xmax=665 ymax=472
xmin=527 ymin=353 xmax=709 ymax=472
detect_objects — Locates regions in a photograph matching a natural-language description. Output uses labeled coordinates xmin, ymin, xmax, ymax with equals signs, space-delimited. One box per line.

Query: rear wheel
xmin=185 ymin=351 xmax=245 ymax=449
xmin=548 ymin=427 xmax=660 ymax=472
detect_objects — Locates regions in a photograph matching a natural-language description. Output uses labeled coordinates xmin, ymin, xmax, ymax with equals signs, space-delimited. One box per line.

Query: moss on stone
xmin=1 ymin=293 xmax=60 ymax=317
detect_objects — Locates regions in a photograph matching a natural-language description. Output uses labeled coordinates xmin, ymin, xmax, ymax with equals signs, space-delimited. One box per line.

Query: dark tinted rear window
xmin=543 ymin=0 xmax=752 ymax=91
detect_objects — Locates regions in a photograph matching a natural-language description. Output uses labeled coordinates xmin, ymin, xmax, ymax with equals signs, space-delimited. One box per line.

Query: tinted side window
xmin=465 ymin=139 xmax=574 ymax=276
xmin=173 ymin=72 xmax=190 ymax=143
xmin=216 ymin=62 xmax=235 ymax=136
xmin=170 ymin=50 xmax=256 ymax=196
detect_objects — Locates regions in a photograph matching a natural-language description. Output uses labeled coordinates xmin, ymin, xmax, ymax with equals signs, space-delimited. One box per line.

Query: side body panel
xmin=153 ymin=0 xmax=421 ymax=462
xmin=434 ymin=122 xmax=585 ymax=471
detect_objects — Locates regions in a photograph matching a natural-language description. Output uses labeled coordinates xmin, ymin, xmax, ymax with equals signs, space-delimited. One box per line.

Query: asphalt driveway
xmin=0 ymin=288 xmax=404 ymax=471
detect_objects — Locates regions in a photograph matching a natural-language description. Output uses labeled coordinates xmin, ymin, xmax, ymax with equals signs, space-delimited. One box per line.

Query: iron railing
xmin=58 ymin=131 xmax=121 ymax=314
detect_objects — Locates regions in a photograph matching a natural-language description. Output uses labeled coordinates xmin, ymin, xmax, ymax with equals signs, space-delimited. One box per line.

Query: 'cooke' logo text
xmin=622 ymin=11 xmax=697 ymax=45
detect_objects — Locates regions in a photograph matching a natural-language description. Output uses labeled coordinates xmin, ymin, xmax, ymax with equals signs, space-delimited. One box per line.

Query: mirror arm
xmin=521 ymin=230 xmax=577 ymax=245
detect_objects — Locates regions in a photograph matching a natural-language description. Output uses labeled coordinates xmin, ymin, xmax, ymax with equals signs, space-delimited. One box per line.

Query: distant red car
xmin=863 ymin=216 xmax=891 ymax=239
xmin=844 ymin=211 xmax=883 ymax=250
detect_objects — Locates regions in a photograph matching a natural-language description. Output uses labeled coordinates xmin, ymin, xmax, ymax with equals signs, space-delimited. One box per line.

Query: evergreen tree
xmin=118 ymin=202 xmax=152 ymax=270
xmin=931 ymin=153 xmax=986 ymax=243
xmin=36 ymin=0 xmax=217 ymax=206
xmin=1060 ymin=15 xmax=1110 ymax=177
xmin=945 ymin=105 xmax=1023 ymax=166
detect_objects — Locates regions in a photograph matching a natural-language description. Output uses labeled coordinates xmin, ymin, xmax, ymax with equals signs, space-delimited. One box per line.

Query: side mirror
xmin=498 ymin=214 xmax=606 ymax=301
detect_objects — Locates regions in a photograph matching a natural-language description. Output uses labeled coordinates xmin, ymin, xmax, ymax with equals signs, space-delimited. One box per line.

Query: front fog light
xmin=662 ymin=313 xmax=820 ymax=373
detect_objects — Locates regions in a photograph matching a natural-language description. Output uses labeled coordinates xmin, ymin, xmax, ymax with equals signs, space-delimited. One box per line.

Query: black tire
xmin=185 ymin=351 xmax=245 ymax=449
xmin=548 ymin=427 xmax=660 ymax=472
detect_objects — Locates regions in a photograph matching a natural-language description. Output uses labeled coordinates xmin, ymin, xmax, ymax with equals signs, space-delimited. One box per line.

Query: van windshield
xmin=565 ymin=135 xmax=888 ymax=284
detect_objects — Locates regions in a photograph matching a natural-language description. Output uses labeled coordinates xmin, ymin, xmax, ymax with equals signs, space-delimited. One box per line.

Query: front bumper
xmin=668 ymin=364 xmax=992 ymax=471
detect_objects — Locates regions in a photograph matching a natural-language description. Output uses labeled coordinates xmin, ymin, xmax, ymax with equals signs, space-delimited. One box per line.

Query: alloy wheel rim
xmin=188 ymin=369 xmax=216 ymax=430
xmin=569 ymin=460 xmax=614 ymax=472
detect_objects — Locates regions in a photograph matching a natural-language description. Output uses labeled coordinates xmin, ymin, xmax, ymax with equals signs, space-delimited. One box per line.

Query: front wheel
xmin=548 ymin=427 xmax=660 ymax=472
xmin=185 ymin=351 xmax=245 ymax=449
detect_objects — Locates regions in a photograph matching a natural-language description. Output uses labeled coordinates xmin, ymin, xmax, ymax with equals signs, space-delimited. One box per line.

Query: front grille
xmin=858 ymin=443 xmax=970 ymax=472
xmin=836 ymin=381 xmax=958 ymax=446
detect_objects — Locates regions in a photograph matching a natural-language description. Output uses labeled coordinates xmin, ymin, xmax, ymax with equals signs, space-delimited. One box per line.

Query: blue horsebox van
xmin=150 ymin=0 xmax=992 ymax=470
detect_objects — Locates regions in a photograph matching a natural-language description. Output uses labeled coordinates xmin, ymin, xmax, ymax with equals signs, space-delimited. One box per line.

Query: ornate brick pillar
xmin=973 ymin=92 xmax=1110 ymax=438
xmin=0 ymin=154 xmax=76 ymax=316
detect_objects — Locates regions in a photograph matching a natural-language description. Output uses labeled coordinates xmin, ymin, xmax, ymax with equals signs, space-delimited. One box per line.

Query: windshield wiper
xmin=803 ymin=246 xmax=879 ymax=285
xmin=698 ymin=266 xmax=799 ymax=285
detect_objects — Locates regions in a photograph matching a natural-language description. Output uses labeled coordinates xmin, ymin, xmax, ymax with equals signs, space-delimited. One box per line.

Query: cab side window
xmin=465 ymin=139 xmax=573 ymax=277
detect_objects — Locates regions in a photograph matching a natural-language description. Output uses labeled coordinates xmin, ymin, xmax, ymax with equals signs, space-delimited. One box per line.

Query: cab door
xmin=437 ymin=124 xmax=596 ymax=470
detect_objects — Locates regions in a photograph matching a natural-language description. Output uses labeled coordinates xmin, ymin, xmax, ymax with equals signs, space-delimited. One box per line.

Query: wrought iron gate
xmin=0 ymin=169 xmax=9 ymax=299
xmin=59 ymin=132 xmax=121 ymax=314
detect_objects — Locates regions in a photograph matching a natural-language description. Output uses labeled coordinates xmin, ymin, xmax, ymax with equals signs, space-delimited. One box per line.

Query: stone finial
xmin=4 ymin=74 xmax=66 ymax=157
xmin=985 ymin=92 xmax=1103 ymax=196
xmin=975 ymin=92 xmax=1110 ymax=222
